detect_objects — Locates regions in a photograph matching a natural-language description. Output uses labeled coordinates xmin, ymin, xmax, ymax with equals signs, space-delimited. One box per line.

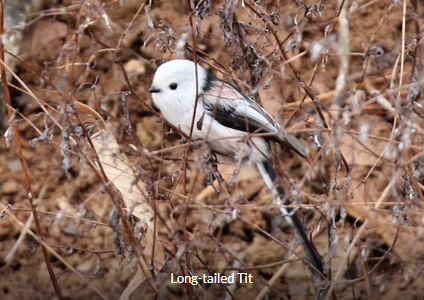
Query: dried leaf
xmin=92 ymin=127 xmax=165 ymax=300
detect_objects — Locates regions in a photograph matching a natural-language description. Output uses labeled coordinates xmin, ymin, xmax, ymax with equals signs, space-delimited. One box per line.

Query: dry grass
xmin=0 ymin=0 xmax=424 ymax=299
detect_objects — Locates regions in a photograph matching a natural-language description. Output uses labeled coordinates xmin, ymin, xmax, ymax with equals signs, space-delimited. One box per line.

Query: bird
xmin=149 ymin=59 xmax=324 ymax=278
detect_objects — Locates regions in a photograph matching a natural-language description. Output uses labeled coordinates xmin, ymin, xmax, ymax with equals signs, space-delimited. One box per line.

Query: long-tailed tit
xmin=149 ymin=59 xmax=323 ymax=278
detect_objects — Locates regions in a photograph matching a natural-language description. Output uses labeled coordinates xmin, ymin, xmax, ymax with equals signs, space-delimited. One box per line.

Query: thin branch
xmin=0 ymin=1 xmax=62 ymax=298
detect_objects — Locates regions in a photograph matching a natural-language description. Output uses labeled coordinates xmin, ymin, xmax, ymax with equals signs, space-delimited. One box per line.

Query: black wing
xmin=202 ymin=73 xmax=306 ymax=157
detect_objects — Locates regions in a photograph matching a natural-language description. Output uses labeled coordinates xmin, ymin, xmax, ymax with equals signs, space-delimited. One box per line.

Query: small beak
xmin=149 ymin=85 xmax=160 ymax=93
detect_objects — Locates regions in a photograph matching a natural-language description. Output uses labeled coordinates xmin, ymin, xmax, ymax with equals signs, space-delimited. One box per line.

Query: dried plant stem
xmin=85 ymin=156 xmax=158 ymax=292
xmin=363 ymin=115 xmax=398 ymax=183
xmin=284 ymin=71 xmax=407 ymax=110
xmin=54 ymin=0 xmax=162 ymax=293
xmin=0 ymin=1 xmax=62 ymax=298
xmin=253 ymin=228 xmax=322 ymax=300
xmin=0 ymin=60 xmax=62 ymax=128
xmin=5 ymin=211 xmax=33 ymax=263
xmin=333 ymin=0 xmax=350 ymax=108
xmin=398 ymin=0 xmax=407 ymax=97
xmin=357 ymin=245 xmax=373 ymax=299
xmin=115 ymin=1 xmax=147 ymax=57
xmin=178 ymin=14 xmax=199 ymax=300
xmin=244 ymin=0 xmax=350 ymax=173
xmin=245 ymin=0 xmax=330 ymax=128
xmin=282 ymin=51 xmax=308 ymax=66
xmin=0 ymin=203 xmax=110 ymax=300
xmin=68 ymin=0 xmax=88 ymax=95
xmin=323 ymin=171 xmax=399 ymax=300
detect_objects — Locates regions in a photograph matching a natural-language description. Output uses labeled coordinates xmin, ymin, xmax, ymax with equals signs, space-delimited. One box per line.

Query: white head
xmin=149 ymin=59 xmax=208 ymax=106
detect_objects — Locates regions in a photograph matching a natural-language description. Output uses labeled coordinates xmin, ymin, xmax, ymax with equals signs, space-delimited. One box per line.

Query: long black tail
xmin=257 ymin=160 xmax=324 ymax=279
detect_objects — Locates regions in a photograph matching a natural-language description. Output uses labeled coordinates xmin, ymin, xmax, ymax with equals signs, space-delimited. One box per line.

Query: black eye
xmin=169 ymin=83 xmax=178 ymax=90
